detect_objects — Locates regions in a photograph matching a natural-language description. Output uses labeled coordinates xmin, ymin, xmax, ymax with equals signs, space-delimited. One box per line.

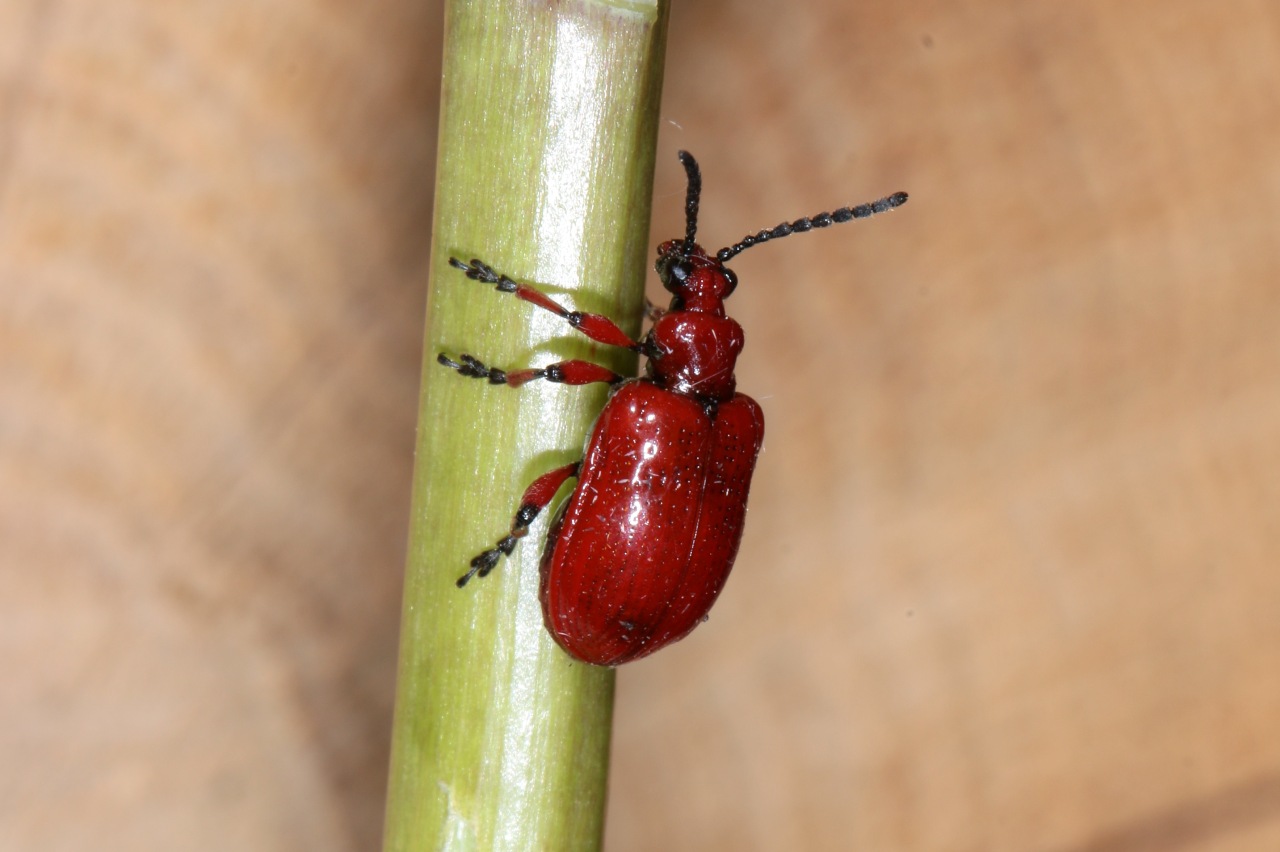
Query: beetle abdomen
xmin=539 ymin=381 xmax=764 ymax=665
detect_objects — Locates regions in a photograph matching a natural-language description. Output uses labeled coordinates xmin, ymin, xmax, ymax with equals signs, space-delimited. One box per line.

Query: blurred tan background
xmin=6 ymin=1 xmax=1280 ymax=850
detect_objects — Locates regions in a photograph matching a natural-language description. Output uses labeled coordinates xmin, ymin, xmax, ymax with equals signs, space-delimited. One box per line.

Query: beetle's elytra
xmin=440 ymin=152 xmax=907 ymax=666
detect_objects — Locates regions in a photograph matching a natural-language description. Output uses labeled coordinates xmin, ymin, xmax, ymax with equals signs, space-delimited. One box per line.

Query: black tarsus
xmin=449 ymin=257 xmax=519 ymax=292
xmin=437 ymin=352 xmax=511 ymax=384
xmin=457 ymin=543 xmax=506 ymax=588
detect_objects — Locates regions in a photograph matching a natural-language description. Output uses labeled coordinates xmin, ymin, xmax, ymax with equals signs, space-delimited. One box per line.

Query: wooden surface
xmin=6 ymin=1 xmax=1280 ymax=850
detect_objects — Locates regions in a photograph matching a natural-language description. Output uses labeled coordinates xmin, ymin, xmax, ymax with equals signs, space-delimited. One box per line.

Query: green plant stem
xmin=383 ymin=1 xmax=669 ymax=849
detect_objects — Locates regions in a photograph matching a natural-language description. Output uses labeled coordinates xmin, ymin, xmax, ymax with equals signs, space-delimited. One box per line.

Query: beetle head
xmin=655 ymin=240 xmax=738 ymax=309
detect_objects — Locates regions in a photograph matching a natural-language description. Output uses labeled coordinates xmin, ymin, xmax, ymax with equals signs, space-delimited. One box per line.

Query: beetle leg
xmin=437 ymin=353 xmax=623 ymax=388
xmin=449 ymin=257 xmax=641 ymax=351
xmin=457 ymin=461 xmax=582 ymax=587
xmin=645 ymin=299 xmax=667 ymax=322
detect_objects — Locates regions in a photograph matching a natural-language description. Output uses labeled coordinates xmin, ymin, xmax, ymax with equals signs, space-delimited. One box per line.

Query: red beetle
xmin=441 ymin=151 xmax=906 ymax=665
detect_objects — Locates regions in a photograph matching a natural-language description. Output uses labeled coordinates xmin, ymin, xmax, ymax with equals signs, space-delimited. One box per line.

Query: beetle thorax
xmin=647 ymin=311 xmax=744 ymax=401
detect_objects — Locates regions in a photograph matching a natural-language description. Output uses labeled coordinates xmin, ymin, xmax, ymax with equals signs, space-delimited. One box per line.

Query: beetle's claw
xmin=455 ymin=530 xmax=525 ymax=587
xmin=457 ymin=549 xmax=498 ymax=587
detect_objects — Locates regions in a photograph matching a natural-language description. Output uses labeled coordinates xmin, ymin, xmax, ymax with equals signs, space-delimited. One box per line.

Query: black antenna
xmin=678 ymin=150 xmax=702 ymax=256
xmin=716 ymin=191 xmax=908 ymax=263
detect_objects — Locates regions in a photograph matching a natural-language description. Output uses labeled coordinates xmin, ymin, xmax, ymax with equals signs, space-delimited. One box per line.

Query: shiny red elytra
xmin=440 ymin=151 xmax=906 ymax=666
